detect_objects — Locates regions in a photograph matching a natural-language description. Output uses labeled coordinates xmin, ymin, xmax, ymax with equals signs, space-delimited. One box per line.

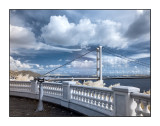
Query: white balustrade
xmin=70 ymin=84 xmax=114 ymax=113
xmin=42 ymin=82 xmax=63 ymax=97
xmin=131 ymin=92 xmax=150 ymax=116
xmin=10 ymin=81 xmax=31 ymax=92
xmin=10 ymin=80 xmax=150 ymax=116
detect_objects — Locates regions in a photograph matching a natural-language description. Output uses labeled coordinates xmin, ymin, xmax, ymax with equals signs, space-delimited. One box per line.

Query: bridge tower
xmin=97 ymin=46 xmax=103 ymax=82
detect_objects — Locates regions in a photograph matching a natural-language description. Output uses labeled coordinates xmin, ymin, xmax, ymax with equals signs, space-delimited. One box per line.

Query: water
xmin=46 ymin=76 xmax=150 ymax=93
xmin=104 ymin=78 xmax=151 ymax=92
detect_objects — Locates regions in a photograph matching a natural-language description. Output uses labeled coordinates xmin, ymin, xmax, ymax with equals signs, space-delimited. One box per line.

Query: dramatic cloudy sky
xmin=10 ymin=10 xmax=150 ymax=76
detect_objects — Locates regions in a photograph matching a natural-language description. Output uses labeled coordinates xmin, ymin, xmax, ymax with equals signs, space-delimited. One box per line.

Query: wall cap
xmin=112 ymin=86 xmax=140 ymax=93
xmin=63 ymin=81 xmax=76 ymax=85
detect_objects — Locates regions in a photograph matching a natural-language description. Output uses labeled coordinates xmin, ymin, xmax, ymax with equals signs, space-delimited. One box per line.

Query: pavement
xmin=9 ymin=96 xmax=86 ymax=117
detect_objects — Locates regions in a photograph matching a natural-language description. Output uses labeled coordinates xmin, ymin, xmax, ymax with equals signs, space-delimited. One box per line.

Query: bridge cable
xmin=103 ymin=48 xmax=150 ymax=68
xmin=42 ymin=48 xmax=97 ymax=77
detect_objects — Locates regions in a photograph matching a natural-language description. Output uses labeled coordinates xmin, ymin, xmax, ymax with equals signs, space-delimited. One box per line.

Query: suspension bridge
xmin=41 ymin=46 xmax=150 ymax=82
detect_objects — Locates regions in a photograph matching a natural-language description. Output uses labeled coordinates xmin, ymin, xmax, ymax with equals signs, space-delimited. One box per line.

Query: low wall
xmin=9 ymin=80 xmax=150 ymax=116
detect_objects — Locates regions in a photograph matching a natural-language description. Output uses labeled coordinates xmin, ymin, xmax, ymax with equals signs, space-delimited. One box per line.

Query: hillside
xmin=10 ymin=70 xmax=41 ymax=78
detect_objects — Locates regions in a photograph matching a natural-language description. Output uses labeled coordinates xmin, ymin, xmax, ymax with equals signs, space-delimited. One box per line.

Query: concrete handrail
xmin=131 ymin=92 xmax=150 ymax=101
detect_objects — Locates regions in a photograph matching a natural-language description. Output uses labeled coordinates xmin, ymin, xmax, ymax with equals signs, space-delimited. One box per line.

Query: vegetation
xmin=10 ymin=70 xmax=41 ymax=81
xmin=74 ymin=80 xmax=120 ymax=89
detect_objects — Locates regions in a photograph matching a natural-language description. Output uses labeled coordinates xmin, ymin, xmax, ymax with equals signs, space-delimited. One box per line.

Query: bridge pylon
xmin=97 ymin=46 xmax=103 ymax=83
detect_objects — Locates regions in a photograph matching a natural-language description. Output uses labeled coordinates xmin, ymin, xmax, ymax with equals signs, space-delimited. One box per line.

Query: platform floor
xmin=9 ymin=96 xmax=85 ymax=117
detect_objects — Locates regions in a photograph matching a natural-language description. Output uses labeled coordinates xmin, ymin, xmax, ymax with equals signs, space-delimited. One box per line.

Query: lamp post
xmin=35 ymin=77 xmax=44 ymax=111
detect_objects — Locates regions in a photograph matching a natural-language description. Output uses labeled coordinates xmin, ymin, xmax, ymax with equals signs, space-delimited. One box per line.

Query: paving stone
xmin=9 ymin=96 xmax=85 ymax=117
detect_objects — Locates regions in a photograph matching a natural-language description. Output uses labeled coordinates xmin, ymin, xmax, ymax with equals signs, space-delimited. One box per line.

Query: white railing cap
xmin=112 ymin=86 xmax=140 ymax=93
xmin=10 ymin=80 xmax=31 ymax=83
xmin=63 ymin=81 xmax=76 ymax=85
xmin=70 ymin=84 xmax=113 ymax=93
xmin=43 ymin=82 xmax=62 ymax=85
xmin=131 ymin=92 xmax=150 ymax=101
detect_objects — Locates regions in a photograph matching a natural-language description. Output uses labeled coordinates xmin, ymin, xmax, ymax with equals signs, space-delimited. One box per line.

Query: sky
xmin=10 ymin=9 xmax=150 ymax=76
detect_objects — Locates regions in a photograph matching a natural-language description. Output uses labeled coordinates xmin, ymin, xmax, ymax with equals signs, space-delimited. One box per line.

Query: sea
xmin=103 ymin=78 xmax=150 ymax=92
xmin=46 ymin=76 xmax=151 ymax=93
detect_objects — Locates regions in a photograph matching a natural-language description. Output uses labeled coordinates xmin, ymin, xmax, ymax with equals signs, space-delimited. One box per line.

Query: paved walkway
xmin=9 ymin=96 xmax=85 ymax=117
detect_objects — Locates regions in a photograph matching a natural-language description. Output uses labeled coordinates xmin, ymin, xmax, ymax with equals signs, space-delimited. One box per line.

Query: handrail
xmin=131 ymin=92 xmax=150 ymax=101
xmin=10 ymin=80 xmax=31 ymax=83
xmin=70 ymin=84 xmax=113 ymax=93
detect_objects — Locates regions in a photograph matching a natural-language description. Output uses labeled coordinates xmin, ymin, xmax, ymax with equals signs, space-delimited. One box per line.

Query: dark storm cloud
xmin=10 ymin=10 xmax=80 ymax=38
xmin=124 ymin=10 xmax=150 ymax=39
xmin=10 ymin=10 xmax=64 ymax=37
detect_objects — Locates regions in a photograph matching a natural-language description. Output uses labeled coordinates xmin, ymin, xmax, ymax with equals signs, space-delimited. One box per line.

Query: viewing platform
xmin=10 ymin=96 xmax=84 ymax=117
xmin=9 ymin=80 xmax=151 ymax=116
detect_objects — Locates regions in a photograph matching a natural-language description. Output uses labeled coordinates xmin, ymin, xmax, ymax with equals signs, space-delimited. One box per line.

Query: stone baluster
xmin=141 ymin=100 xmax=150 ymax=116
xmin=72 ymin=88 xmax=75 ymax=99
xmin=72 ymin=88 xmax=74 ymax=98
xmin=82 ymin=88 xmax=85 ymax=102
xmin=88 ymin=90 xmax=92 ymax=104
xmin=80 ymin=88 xmax=83 ymax=102
xmin=86 ymin=90 xmax=88 ymax=103
xmin=78 ymin=88 xmax=81 ymax=101
xmin=56 ymin=86 xmax=57 ymax=95
xmin=90 ymin=90 xmax=94 ymax=104
xmin=75 ymin=88 xmax=78 ymax=100
xmin=92 ymin=90 xmax=96 ymax=105
xmin=77 ymin=89 xmax=79 ymax=100
xmin=103 ymin=93 xmax=107 ymax=109
xmin=74 ymin=88 xmax=76 ymax=100
xmin=135 ymin=99 xmax=143 ymax=116
xmin=96 ymin=92 xmax=99 ymax=106
xmin=108 ymin=93 xmax=112 ymax=110
xmin=100 ymin=92 xmax=103 ymax=108
xmin=106 ymin=93 xmax=110 ymax=109
xmin=70 ymin=87 xmax=73 ymax=99
xmin=76 ymin=88 xmax=79 ymax=100
xmin=79 ymin=88 xmax=82 ymax=101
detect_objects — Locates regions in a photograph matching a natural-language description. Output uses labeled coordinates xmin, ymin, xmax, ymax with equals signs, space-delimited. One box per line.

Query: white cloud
xmin=67 ymin=60 xmax=96 ymax=69
xmin=103 ymin=55 xmax=128 ymax=67
xmin=129 ymin=53 xmax=150 ymax=59
xmin=10 ymin=25 xmax=37 ymax=49
xmin=10 ymin=57 xmax=46 ymax=71
xmin=10 ymin=56 xmax=32 ymax=70
xmin=41 ymin=15 xmax=128 ymax=49
xmin=38 ymin=65 xmax=44 ymax=70
xmin=46 ymin=64 xmax=61 ymax=68
xmin=10 ymin=25 xmax=82 ymax=53
xmin=84 ymin=53 xmax=96 ymax=59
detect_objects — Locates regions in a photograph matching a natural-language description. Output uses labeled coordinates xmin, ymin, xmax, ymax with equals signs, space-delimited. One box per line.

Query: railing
xmin=131 ymin=92 xmax=150 ymax=116
xmin=10 ymin=81 xmax=31 ymax=93
xmin=9 ymin=80 xmax=151 ymax=116
xmin=70 ymin=85 xmax=113 ymax=115
xmin=42 ymin=82 xmax=63 ymax=97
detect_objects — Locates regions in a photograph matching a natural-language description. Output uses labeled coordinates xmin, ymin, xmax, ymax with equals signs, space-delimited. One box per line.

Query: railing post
xmin=112 ymin=86 xmax=140 ymax=116
xmin=31 ymin=80 xmax=38 ymax=94
xmin=61 ymin=81 xmax=76 ymax=108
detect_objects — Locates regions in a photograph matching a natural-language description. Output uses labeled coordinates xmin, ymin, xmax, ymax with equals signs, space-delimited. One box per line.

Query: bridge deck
xmin=9 ymin=96 xmax=85 ymax=117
